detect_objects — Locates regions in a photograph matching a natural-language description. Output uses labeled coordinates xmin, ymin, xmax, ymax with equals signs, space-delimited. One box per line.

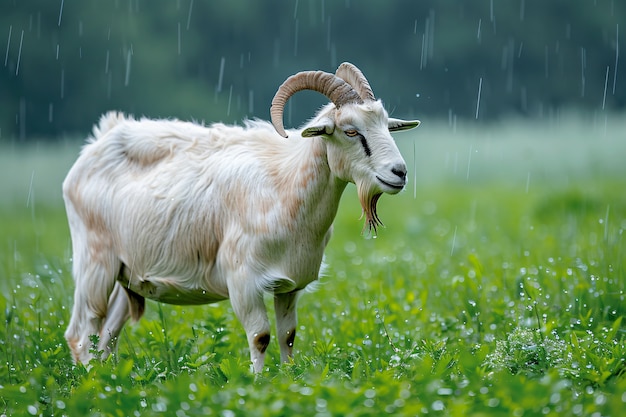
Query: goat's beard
xmin=357 ymin=181 xmax=384 ymax=235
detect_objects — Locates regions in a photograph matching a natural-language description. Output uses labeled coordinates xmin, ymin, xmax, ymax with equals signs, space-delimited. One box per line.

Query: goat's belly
xmin=117 ymin=274 xmax=227 ymax=305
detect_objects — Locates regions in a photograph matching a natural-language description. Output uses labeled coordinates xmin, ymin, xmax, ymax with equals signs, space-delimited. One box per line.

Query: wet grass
xmin=1 ymin=115 xmax=625 ymax=416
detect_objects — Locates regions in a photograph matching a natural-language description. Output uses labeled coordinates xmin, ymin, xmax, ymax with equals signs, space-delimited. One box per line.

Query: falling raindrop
xmin=216 ymin=57 xmax=225 ymax=93
xmin=613 ymin=24 xmax=619 ymax=95
xmin=4 ymin=25 xmax=11 ymax=67
xmin=420 ymin=34 xmax=426 ymax=69
xmin=294 ymin=19 xmax=299 ymax=56
xmin=227 ymin=85 xmax=233 ymax=116
xmin=427 ymin=9 xmax=435 ymax=60
xmin=475 ymin=77 xmax=482 ymax=119
xmin=447 ymin=109 xmax=457 ymax=131
xmin=186 ymin=0 xmax=194 ymax=30
xmin=26 ymin=171 xmax=35 ymax=208
xmin=15 ymin=30 xmax=24 ymax=76
xmin=580 ymin=47 xmax=586 ymax=97
xmin=58 ymin=0 xmax=64 ymax=26
xmin=602 ymin=66 xmax=609 ymax=110
xmin=419 ymin=11 xmax=436 ymax=69
xmin=450 ymin=225 xmax=457 ymax=256
xmin=177 ymin=22 xmax=181 ymax=55
xmin=124 ymin=49 xmax=132 ymax=87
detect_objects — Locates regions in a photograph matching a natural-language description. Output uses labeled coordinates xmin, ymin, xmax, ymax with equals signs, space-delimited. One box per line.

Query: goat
xmin=63 ymin=62 xmax=420 ymax=372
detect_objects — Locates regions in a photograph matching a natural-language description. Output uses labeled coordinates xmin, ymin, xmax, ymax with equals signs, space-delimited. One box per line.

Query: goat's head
xmin=270 ymin=62 xmax=420 ymax=233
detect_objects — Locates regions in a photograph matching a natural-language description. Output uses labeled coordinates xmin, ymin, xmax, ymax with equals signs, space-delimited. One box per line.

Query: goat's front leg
xmin=229 ymin=285 xmax=270 ymax=373
xmin=274 ymin=291 xmax=299 ymax=363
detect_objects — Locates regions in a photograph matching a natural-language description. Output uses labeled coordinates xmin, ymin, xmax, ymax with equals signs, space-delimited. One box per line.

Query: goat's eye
xmin=345 ymin=129 xmax=359 ymax=137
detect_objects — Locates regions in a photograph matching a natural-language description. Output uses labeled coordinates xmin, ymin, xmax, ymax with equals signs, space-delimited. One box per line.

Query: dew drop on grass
xmin=431 ymin=400 xmax=445 ymax=411
xmin=488 ymin=398 xmax=500 ymax=407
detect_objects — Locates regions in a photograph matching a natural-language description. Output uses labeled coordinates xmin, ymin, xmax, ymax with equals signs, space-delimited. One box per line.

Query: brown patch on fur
xmin=254 ymin=333 xmax=271 ymax=354
xmin=265 ymin=162 xmax=304 ymax=221
xmin=66 ymin=178 xmax=114 ymax=264
xmin=84 ymin=208 xmax=108 ymax=238
xmin=63 ymin=180 xmax=82 ymax=211
xmin=67 ymin=337 xmax=81 ymax=363
xmin=261 ymin=139 xmax=327 ymax=226
xmin=222 ymin=178 xmax=273 ymax=235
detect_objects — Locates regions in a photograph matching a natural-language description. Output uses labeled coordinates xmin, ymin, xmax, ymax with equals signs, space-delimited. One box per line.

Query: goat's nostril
xmin=391 ymin=165 xmax=407 ymax=180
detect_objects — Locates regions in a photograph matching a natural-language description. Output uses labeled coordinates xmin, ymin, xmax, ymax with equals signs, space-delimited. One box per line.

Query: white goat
xmin=63 ymin=62 xmax=419 ymax=372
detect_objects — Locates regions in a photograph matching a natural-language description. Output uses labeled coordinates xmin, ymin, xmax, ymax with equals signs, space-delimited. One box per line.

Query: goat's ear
xmin=302 ymin=123 xmax=335 ymax=138
xmin=388 ymin=118 xmax=420 ymax=132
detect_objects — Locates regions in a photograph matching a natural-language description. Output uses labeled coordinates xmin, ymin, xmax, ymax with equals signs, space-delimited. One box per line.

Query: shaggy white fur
xmin=63 ymin=67 xmax=419 ymax=372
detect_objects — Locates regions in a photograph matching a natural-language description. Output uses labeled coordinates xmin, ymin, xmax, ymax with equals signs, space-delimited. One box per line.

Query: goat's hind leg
xmin=98 ymin=281 xmax=145 ymax=359
xmin=65 ymin=247 xmax=120 ymax=365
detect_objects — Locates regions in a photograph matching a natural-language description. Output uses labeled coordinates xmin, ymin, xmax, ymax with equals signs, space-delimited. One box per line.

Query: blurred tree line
xmin=1 ymin=0 xmax=623 ymax=142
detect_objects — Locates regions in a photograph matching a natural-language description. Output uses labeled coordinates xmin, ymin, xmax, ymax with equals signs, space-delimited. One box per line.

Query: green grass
xmin=1 ymin=115 xmax=625 ymax=416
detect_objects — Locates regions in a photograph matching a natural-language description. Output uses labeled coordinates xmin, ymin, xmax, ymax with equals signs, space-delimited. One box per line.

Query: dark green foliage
xmin=1 ymin=0 xmax=624 ymax=141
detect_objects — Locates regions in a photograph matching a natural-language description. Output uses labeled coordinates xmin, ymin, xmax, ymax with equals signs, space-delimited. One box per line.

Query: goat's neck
xmin=277 ymin=136 xmax=347 ymax=236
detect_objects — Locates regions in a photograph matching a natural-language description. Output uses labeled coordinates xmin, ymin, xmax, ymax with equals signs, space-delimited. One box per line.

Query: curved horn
xmin=270 ymin=70 xmax=362 ymax=138
xmin=335 ymin=62 xmax=376 ymax=102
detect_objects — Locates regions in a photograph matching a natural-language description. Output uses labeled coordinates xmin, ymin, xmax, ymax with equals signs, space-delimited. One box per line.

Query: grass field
xmin=1 ymin=114 xmax=625 ymax=416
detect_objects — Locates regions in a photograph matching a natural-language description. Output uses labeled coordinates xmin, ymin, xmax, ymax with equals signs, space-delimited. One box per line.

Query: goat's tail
xmin=90 ymin=111 xmax=128 ymax=142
